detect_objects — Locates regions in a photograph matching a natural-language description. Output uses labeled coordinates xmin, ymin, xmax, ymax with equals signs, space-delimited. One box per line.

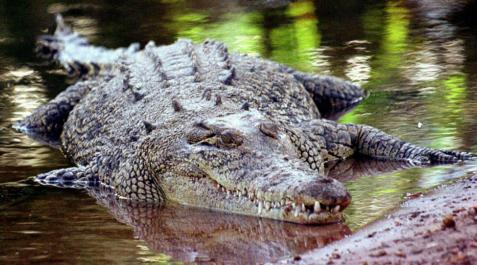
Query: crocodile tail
xmin=36 ymin=14 xmax=140 ymax=78
xmin=36 ymin=15 xmax=84 ymax=60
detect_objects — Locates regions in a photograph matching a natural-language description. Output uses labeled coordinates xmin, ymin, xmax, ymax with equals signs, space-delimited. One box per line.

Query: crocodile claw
xmin=416 ymin=149 xmax=475 ymax=165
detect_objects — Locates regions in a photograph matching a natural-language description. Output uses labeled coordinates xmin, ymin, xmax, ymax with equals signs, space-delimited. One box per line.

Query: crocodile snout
xmin=296 ymin=177 xmax=351 ymax=207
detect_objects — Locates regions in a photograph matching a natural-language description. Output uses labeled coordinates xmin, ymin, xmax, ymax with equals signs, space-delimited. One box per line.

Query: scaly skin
xmin=15 ymin=15 xmax=473 ymax=224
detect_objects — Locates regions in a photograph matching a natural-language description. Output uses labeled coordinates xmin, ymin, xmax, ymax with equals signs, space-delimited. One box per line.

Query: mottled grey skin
xmin=16 ymin=15 xmax=472 ymax=224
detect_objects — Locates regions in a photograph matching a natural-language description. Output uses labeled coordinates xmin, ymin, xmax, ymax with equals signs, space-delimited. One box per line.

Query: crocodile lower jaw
xmin=214 ymin=182 xmax=344 ymax=223
xmin=160 ymin=172 xmax=346 ymax=224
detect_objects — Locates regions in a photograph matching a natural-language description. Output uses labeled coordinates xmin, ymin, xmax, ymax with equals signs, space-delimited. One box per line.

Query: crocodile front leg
xmin=299 ymin=120 xmax=473 ymax=165
xmin=350 ymin=124 xmax=473 ymax=164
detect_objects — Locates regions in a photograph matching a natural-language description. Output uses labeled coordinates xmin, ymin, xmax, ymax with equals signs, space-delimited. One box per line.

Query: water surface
xmin=1 ymin=0 xmax=477 ymax=264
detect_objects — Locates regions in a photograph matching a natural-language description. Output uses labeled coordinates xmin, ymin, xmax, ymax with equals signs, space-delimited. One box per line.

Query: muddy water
xmin=1 ymin=0 xmax=477 ymax=264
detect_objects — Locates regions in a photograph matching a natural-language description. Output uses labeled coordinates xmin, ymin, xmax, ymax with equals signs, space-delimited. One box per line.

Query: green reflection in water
xmin=443 ymin=73 xmax=466 ymax=115
xmin=340 ymin=1 xmax=410 ymax=124
xmin=172 ymin=0 xmax=321 ymax=70
xmin=269 ymin=0 xmax=320 ymax=71
xmin=371 ymin=1 xmax=410 ymax=84
xmin=344 ymin=166 xmax=428 ymax=230
xmin=425 ymin=73 xmax=467 ymax=149
xmin=176 ymin=10 xmax=265 ymax=56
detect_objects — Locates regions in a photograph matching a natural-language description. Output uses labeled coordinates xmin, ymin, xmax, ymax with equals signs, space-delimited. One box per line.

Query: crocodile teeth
xmin=333 ymin=205 xmax=340 ymax=213
xmin=314 ymin=201 xmax=321 ymax=212
xmin=296 ymin=203 xmax=302 ymax=212
xmin=258 ymin=201 xmax=263 ymax=214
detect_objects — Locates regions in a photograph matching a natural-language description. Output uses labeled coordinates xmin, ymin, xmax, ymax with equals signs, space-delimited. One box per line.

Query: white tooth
xmin=294 ymin=208 xmax=300 ymax=217
xmin=281 ymin=199 xmax=285 ymax=206
xmin=238 ymin=191 xmax=242 ymax=197
xmin=257 ymin=191 xmax=263 ymax=200
xmin=258 ymin=201 xmax=263 ymax=214
xmin=216 ymin=184 xmax=220 ymax=189
xmin=334 ymin=205 xmax=340 ymax=213
xmin=309 ymin=213 xmax=319 ymax=220
xmin=301 ymin=203 xmax=305 ymax=212
xmin=314 ymin=201 xmax=321 ymax=212
xmin=295 ymin=203 xmax=302 ymax=212
xmin=292 ymin=202 xmax=296 ymax=208
xmin=242 ymin=190 xmax=247 ymax=196
xmin=265 ymin=201 xmax=271 ymax=210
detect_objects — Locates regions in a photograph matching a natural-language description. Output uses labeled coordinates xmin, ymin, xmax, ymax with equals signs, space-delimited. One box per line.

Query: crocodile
xmin=15 ymin=15 xmax=472 ymax=224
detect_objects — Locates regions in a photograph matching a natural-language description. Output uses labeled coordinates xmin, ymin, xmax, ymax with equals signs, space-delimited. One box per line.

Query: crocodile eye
xmin=219 ymin=130 xmax=244 ymax=148
xmin=186 ymin=123 xmax=215 ymax=144
xmin=259 ymin=122 xmax=279 ymax=139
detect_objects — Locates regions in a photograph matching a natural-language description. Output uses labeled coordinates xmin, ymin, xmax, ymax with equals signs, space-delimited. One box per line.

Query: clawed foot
xmin=35 ymin=167 xmax=97 ymax=188
xmin=411 ymin=149 xmax=474 ymax=165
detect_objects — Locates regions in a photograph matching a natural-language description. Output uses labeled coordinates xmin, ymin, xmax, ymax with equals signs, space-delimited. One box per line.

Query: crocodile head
xmin=158 ymin=110 xmax=351 ymax=224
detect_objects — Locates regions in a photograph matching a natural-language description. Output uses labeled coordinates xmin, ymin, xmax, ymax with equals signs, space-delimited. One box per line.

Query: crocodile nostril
xmin=318 ymin=178 xmax=334 ymax=184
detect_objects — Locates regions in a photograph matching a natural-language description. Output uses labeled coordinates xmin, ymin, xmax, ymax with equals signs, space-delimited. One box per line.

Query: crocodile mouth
xmin=212 ymin=181 xmax=347 ymax=224
xmin=171 ymin=172 xmax=350 ymax=224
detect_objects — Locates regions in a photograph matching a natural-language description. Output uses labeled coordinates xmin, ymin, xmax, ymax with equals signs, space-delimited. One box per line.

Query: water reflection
xmin=89 ymin=187 xmax=350 ymax=264
xmin=0 ymin=63 xmax=69 ymax=183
